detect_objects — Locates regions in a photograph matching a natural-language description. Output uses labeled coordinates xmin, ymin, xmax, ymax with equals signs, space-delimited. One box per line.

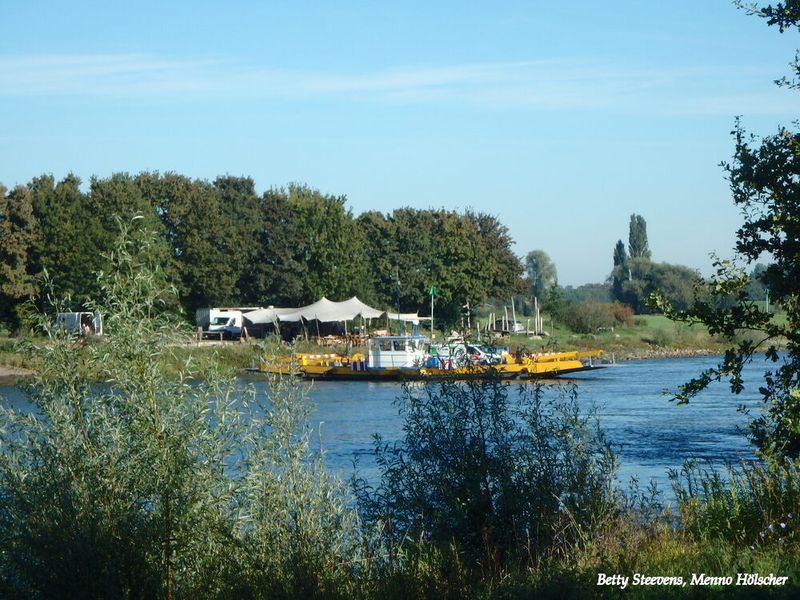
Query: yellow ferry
xmin=259 ymin=335 xmax=603 ymax=381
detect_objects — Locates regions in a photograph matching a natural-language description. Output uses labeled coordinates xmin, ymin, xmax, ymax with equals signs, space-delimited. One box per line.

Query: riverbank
xmin=0 ymin=326 xmax=737 ymax=380
xmin=1 ymin=310 xmax=774 ymax=378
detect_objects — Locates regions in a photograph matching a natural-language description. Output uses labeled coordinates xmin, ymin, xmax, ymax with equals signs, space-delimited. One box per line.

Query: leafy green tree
xmin=0 ymin=184 xmax=39 ymax=329
xmin=659 ymin=2 xmax=800 ymax=461
xmin=542 ymin=283 xmax=566 ymax=324
xmin=609 ymin=212 xmax=696 ymax=313
xmin=387 ymin=209 xmax=438 ymax=320
xmin=213 ymin=175 xmax=261 ymax=303
xmin=746 ymin=263 xmax=771 ymax=304
xmin=618 ymin=258 xmax=697 ymax=314
xmin=358 ymin=208 xmax=521 ymax=326
xmin=613 ymin=239 xmax=627 ymax=268
xmin=143 ymin=172 xmax=241 ymax=311
xmin=628 ymin=214 xmax=651 ymax=260
xmin=356 ymin=210 xmax=398 ymax=308
xmin=244 ymin=188 xmax=307 ymax=306
xmin=288 ymin=184 xmax=370 ymax=303
xmin=648 ymin=262 xmax=698 ymax=312
xmin=427 ymin=209 xmax=499 ymax=327
xmin=465 ymin=210 xmax=524 ymax=300
xmin=354 ymin=381 xmax=617 ymax=569
xmin=28 ymin=174 xmax=100 ymax=307
xmin=88 ymin=173 xmax=180 ymax=308
xmin=524 ymin=249 xmax=557 ymax=301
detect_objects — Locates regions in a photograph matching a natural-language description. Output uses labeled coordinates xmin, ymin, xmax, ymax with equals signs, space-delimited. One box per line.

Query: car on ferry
xmin=429 ymin=342 xmax=503 ymax=366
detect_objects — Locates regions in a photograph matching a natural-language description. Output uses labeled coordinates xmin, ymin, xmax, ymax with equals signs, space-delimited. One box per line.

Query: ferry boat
xmin=259 ymin=335 xmax=603 ymax=381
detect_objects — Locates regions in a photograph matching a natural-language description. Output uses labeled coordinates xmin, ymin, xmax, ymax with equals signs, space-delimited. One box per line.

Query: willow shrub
xmin=0 ymin=223 xmax=358 ymax=599
xmin=354 ymin=380 xmax=619 ymax=577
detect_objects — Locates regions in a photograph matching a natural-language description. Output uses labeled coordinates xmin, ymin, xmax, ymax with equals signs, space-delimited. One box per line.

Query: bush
xmin=0 ymin=222 xmax=358 ymax=599
xmin=560 ymin=301 xmax=632 ymax=334
xmin=353 ymin=380 xmax=618 ymax=574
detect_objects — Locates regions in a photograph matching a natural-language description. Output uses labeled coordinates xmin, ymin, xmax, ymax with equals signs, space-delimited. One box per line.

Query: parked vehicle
xmin=430 ymin=342 xmax=503 ymax=366
xmin=493 ymin=319 xmax=525 ymax=333
xmin=206 ymin=310 xmax=244 ymax=340
xmin=55 ymin=312 xmax=103 ymax=336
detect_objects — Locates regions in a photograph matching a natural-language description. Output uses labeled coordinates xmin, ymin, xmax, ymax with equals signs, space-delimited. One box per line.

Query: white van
xmin=206 ymin=310 xmax=244 ymax=339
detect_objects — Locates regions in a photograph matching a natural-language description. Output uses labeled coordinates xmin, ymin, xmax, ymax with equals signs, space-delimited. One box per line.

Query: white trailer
xmin=55 ymin=311 xmax=103 ymax=336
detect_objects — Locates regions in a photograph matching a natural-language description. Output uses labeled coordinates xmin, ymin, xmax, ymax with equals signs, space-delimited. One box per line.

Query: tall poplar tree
xmin=610 ymin=239 xmax=628 ymax=302
xmin=628 ymin=214 xmax=651 ymax=259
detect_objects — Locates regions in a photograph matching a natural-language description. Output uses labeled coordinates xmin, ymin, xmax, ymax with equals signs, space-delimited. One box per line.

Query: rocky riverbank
xmin=619 ymin=347 xmax=717 ymax=361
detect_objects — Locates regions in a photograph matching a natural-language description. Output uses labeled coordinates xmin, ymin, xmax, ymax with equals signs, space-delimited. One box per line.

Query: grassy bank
xmin=0 ymin=313 xmax=779 ymax=377
xmin=514 ymin=314 xmax=732 ymax=359
xmin=357 ymin=519 xmax=800 ymax=599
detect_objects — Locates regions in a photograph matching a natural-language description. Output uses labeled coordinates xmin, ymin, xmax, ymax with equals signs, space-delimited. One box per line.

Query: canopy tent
xmin=336 ymin=296 xmax=385 ymax=320
xmin=242 ymin=306 xmax=298 ymax=325
xmin=243 ymin=296 xmax=416 ymax=324
xmin=388 ymin=313 xmax=430 ymax=325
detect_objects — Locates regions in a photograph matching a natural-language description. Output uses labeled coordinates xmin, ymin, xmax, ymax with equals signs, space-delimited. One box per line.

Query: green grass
xmin=471 ymin=314 xmax=729 ymax=360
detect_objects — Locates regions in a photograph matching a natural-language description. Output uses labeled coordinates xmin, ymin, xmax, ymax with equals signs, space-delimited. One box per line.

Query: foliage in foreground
xmin=354 ymin=380 xmax=619 ymax=575
xmin=656 ymin=2 xmax=800 ymax=463
xmin=671 ymin=458 xmax=800 ymax=548
xmin=0 ymin=224 xmax=358 ymax=599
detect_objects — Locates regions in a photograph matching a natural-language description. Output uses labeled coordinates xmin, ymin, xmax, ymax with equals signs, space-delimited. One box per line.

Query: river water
xmin=0 ymin=355 xmax=774 ymax=501
xmin=293 ymin=356 xmax=766 ymax=496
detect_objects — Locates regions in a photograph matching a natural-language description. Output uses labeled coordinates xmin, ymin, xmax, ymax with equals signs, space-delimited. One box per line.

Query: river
xmin=0 ymin=355 xmax=774 ymax=501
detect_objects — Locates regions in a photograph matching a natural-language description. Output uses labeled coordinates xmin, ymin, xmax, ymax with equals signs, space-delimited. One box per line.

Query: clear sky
xmin=1 ymin=1 xmax=797 ymax=286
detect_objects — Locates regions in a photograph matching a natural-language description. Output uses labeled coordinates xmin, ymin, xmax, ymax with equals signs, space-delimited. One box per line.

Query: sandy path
xmin=0 ymin=365 xmax=33 ymax=378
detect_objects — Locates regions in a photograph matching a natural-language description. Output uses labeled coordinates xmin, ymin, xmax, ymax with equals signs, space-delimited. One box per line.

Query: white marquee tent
xmin=243 ymin=296 xmax=422 ymax=325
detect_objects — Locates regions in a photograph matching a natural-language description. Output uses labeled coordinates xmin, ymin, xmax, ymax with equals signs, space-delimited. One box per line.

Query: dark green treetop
xmin=613 ymin=239 xmax=627 ymax=267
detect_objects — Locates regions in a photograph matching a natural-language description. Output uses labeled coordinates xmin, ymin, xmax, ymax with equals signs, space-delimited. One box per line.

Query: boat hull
xmin=260 ymin=356 xmax=603 ymax=381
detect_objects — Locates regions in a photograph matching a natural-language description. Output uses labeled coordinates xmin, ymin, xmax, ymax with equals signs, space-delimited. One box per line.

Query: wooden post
xmin=511 ymin=297 xmax=517 ymax=331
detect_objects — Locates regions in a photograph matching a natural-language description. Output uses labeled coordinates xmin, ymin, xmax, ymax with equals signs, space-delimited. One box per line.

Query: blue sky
xmin=1 ymin=1 xmax=797 ymax=286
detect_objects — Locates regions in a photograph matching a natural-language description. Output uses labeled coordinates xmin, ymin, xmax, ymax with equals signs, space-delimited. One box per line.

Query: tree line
xmin=0 ymin=172 xmax=524 ymax=330
xmin=3 ymin=173 xmax=773 ymax=336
